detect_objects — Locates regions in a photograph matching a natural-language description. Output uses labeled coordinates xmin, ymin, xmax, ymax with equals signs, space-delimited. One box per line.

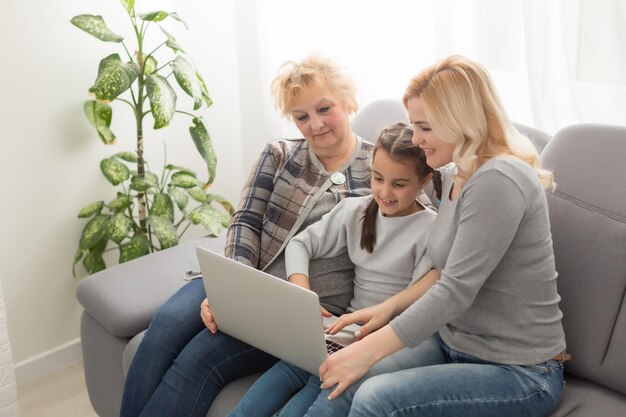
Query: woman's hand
xmin=319 ymin=340 xmax=375 ymax=399
xmin=319 ymin=325 xmax=404 ymax=399
xmin=326 ymin=302 xmax=395 ymax=340
xmin=200 ymin=298 xmax=218 ymax=334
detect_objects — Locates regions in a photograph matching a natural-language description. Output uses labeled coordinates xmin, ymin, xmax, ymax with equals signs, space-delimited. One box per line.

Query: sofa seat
xmin=551 ymin=375 xmax=626 ymax=417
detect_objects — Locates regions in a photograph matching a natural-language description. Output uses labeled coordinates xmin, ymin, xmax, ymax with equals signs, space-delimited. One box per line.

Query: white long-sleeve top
xmin=286 ymin=195 xmax=436 ymax=311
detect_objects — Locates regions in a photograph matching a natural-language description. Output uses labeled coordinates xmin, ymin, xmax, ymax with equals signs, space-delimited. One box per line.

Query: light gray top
xmin=286 ymin=195 xmax=437 ymax=311
xmin=265 ymin=191 xmax=356 ymax=315
xmin=390 ymin=157 xmax=566 ymax=365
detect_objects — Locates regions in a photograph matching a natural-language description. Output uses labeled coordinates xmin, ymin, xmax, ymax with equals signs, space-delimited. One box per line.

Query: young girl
xmin=227 ymin=122 xmax=442 ymax=417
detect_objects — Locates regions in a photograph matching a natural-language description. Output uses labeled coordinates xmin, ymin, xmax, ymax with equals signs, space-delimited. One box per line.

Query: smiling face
xmin=290 ymin=87 xmax=353 ymax=160
xmin=406 ymin=96 xmax=456 ymax=169
xmin=371 ymin=149 xmax=426 ymax=217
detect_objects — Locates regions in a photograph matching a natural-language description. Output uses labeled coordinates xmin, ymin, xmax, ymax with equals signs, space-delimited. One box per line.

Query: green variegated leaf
xmin=168 ymin=187 xmax=189 ymax=210
xmin=83 ymin=236 xmax=108 ymax=274
xmin=144 ymin=56 xmax=157 ymax=76
xmin=148 ymin=216 xmax=179 ymax=249
xmin=70 ymin=15 xmax=123 ymax=43
xmin=165 ymin=164 xmax=197 ymax=176
xmin=115 ymin=151 xmax=138 ymax=163
xmin=108 ymin=194 xmax=133 ymax=212
xmin=79 ymin=214 xmax=111 ymax=251
xmin=100 ymin=158 xmax=130 ymax=185
xmin=189 ymin=117 xmax=216 ymax=186
xmin=151 ymin=193 xmax=174 ymax=222
xmin=203 ymin=203 xmax=232 ymax=228
xmin=105 ymin=213 xmax=133 ymax=244
xmin=119 ymin=234 xmax=150 ymax=263
xmin=119 ymin=0 xmax=135 ymax=13
xmin=159 ymin=26 xmax=185 ymax=53
xmin=138 ymin=11 xmax=169 ymax=22
xmin=207 ymin=193 xmax=235 ymax=215
xmin=78 ymin=201 xmax=104 ymax=218
xmin=171 ymin=56 xmax=202 ymax=110
xmin=89 ymin=54 xmax=140 ymax=101
xmin=187 ymin=204 xmax=228 ymax=236
xmin=83 ymin=250 xmax=106 ymax=274
xmin=196 ymin=72 xmax=213 ymax=107
xmin=72 ymin=249 xmax=84 ymax=277
xmin=84 ymin=100 xmax=116 ymax=144
xmin=187 ymin=187 xmax=207 ymax=202
xmin=169 ymin=12 xmax=188 ymax=29
xmin=145 ymin=74 xmax=176 ymax=129
xmin=171 ymin=171 xmax=202 ymax=188
xmin=130 ymin=172 xmax=159 ymax=191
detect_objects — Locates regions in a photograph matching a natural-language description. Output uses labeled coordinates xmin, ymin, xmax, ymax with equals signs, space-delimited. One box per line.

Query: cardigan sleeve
xmin=224 ymin=143 xmax=282 ymax=268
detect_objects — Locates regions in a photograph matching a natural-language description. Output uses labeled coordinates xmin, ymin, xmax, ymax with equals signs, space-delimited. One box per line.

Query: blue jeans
xmin=305 ymin=334 xmax=565 ymax=417
xmin=228 ymin=360 xmax=321 ymax=417
xmin=120 ymin=278 xmax=279 ymax=417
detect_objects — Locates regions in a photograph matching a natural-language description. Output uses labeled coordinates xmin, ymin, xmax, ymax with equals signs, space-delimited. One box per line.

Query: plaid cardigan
xmin=225 ymin=137 xmax=373 ymax=271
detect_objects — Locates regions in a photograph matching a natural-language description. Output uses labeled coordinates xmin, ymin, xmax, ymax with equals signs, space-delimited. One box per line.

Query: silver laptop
xmin=195 ymin=246 xmax=358 ymax=375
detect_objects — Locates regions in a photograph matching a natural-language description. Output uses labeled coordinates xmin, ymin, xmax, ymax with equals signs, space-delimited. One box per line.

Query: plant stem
xmin=131 ymin=11 xmax=152 ymax=252
xmin=161 ymin=142 xmax=168 ymax=191
xmin=176 ymin=110 xmax=196 ymax=118
xmin=121 ymin=41 xmax=133 ymax=62
xmin=178 ymin=221 xmax=192 ymax=239
xmin=116 ymin=98 xmax=135 ymax=110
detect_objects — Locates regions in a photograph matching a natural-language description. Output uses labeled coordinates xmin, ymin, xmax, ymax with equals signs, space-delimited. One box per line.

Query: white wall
xmin=0 ymin=0 xmax=252 ymax=384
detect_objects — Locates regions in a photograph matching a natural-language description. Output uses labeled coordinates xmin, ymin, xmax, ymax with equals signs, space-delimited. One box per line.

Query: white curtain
xmin=237 ymin=0 xmax=626 ymax=138
xmin=0 ymin=282 xmax=19 ymax=416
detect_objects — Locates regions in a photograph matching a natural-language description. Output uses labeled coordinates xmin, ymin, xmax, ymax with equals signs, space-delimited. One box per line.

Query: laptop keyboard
xmin=325 ymin=339 xmax=345 ymax=355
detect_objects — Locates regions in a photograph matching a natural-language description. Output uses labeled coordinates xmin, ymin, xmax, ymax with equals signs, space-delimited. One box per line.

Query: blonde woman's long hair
xmin=403 ymin=55 xmax=554 ymax=189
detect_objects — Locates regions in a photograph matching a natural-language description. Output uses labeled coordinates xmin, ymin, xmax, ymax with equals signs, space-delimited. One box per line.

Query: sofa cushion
xmin=550 ymin=374 xmax=626 ymax=417
xmin=77 ymin=235 xmax=226 ymax=338
xmin=541 ymin=124 xmax=626 ymax=396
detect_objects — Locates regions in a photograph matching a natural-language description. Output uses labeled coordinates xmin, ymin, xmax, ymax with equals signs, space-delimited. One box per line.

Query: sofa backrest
xmin=352 ymin=99 xmax=550 ymax=153
xmin=351 ymin=99 xmax=408 ymax=142
xmin=540 ymin=123 xmax=626 ymax=395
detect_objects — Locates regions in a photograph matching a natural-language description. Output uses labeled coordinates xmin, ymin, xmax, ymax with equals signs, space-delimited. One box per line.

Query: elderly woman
xmin=119 ymin=56 xmax=373 ymax=417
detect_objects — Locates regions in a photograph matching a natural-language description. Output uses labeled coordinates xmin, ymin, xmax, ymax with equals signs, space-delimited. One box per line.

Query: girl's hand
xmin=325 ymin=302 xmax=395 ymax=340
xmin=200 ymin=298 xmax=218 ymax=334
xmin=321 ymin=306 xmax=333 ymax=318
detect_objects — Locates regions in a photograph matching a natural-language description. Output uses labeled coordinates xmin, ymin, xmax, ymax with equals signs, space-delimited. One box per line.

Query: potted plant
xmin=71 ymin=0 xmax=233 ymax=276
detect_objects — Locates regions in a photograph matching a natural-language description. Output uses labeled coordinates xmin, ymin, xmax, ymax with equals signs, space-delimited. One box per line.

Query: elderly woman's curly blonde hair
xmin=271 ymin=55 xmax=358 ymax=118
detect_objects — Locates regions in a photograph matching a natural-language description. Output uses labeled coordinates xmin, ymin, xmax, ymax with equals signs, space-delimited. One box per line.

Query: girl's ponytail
xmin=432 ymin=169 xmax=443 ymax=202
xmin=360 ymin=198 xmax=379 ymax=253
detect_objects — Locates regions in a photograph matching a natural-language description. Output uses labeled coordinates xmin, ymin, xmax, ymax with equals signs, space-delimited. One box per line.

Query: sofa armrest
xmin=76 ymin=235 xmax=226 ymax=338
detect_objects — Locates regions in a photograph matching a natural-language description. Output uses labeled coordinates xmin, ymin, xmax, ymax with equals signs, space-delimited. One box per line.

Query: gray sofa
xmin=76 ymin=100 xmax=626 ymax=417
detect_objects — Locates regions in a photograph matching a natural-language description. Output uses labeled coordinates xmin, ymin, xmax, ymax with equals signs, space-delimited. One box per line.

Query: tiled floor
xmin=17 ymin=361 xmax=98 ymax=417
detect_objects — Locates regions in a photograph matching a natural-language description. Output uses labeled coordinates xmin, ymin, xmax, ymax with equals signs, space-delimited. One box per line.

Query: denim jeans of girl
xmin=304 ymin=333 xmax=564 ymax=417
xmin=227 ymin=360 xmax=321 ymax=417
xmin=120 ymin=278 xmax=278 ymax=417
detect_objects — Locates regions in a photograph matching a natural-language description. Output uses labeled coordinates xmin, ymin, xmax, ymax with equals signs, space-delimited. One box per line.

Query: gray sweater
xmin=286 ymin=195 xmax=436 ymax=311
xmin=390 ymin=157 xmax=566 ymax=365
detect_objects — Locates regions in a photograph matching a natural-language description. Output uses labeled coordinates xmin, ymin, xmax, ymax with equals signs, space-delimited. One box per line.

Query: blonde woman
xmin=305 ymin=55 xmax=566 ymax=417
xmin=120 ymin=56 xmax=374 ymax=417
